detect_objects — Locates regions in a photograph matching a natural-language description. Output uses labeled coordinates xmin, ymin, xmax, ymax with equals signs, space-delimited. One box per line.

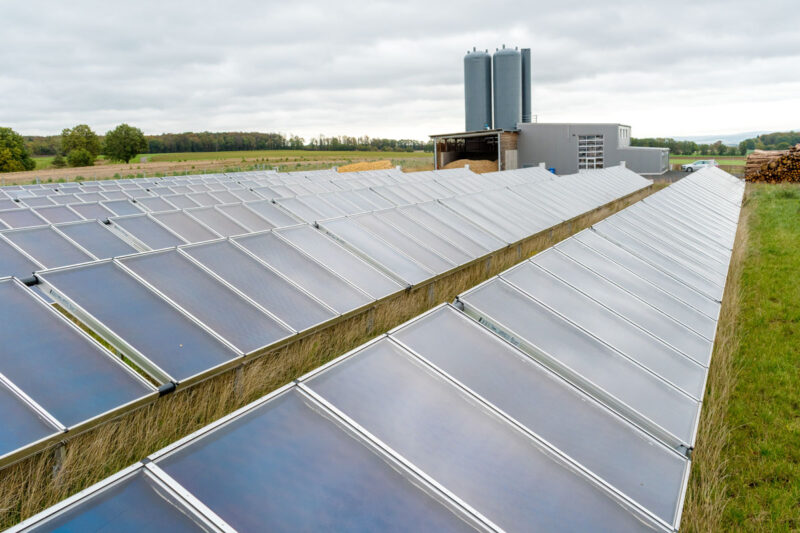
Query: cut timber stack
xmin=745 ymin=144 xmax=800 ymax=183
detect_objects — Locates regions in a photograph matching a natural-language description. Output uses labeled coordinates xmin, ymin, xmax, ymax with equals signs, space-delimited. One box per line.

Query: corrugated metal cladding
xmin=493 ymin=45 xmax=522 ymax=131
xmin=463 ymin=48 xmax=492 ymax=131
xmin=521 ymin=48 xmax=532 ymax=123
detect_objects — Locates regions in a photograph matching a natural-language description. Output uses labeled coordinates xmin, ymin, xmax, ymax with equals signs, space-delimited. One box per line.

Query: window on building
xmin=578 ymin=135 xmax=604 ymax=169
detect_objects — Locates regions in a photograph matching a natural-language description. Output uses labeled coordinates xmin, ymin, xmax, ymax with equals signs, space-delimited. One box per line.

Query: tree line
xmin=23 ymin=130 xmax=435 ymax=157
xmin=631 ymin=137 xmax=743 ymax=156
xmin=631 ymin=130 xmax=800 ymax=156
xmin=737 ymin=131 xmax=800 ymax=152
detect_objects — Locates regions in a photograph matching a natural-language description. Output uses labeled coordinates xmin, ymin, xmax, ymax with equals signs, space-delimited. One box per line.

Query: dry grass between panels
xmin=0 ymin=185 xmax=654 ymax=528
xmin=680 ymin=184 xmax=751 ymax=532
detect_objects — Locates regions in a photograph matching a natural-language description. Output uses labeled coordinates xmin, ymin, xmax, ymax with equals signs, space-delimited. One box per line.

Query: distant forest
xmin=24 ymin=131 xmax=435 ymax=156
xmin=631 ymin=131 xmax=800 ymax=156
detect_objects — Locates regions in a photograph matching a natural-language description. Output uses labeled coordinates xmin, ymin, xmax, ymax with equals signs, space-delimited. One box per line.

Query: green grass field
xmin=32 ymin=156 xmax=54 ymax=169
xmin=722 ymin=184 xmax=800 ymax=530
xmin=30 ymin=150 xmax=430 ymax=171
xmin=143 ymin=149 xmax=430 ymax=162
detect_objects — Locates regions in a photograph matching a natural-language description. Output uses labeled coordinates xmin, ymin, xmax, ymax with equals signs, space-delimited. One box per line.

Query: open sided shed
xmin=431 ymin=129 xmax=519 ymax=171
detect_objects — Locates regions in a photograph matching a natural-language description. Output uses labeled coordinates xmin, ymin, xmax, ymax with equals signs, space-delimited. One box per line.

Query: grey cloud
xmin=1 ymin=0 xmax=798 ymax=139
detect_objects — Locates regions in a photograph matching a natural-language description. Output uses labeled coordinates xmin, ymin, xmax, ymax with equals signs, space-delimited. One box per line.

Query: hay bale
xmin=337 ymin=160 xmax=394 ymax=173
xmin=443 ymin=159 xmax=498 ymax=173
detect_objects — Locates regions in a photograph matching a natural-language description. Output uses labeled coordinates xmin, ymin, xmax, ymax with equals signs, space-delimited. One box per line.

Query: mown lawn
xmin=722 ymin=184 xmax=800 ymax=530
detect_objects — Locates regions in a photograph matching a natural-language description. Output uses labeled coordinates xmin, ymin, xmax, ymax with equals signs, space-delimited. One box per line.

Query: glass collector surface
xmin=556 ymin=238 xmax=718 ymax=338
xmin=57 ymin=221 xmax=138 ymax=260
xmin=110 ymin=215 xmax=185 ymax=250
xmin=0 ymin=281 xmax=151 ymax=426
xmin=235 ymin=232 xmax=372 ymax=314
xmin=122 ymin=251 xmax=292 ymax=354
xmin=322 ymin=218 xmax=432 ymax=285
xmin=502 ymin=261 xmax=708 ymax=397
xmin=0 ymin=381 xmax=60 ymax=458
xmin=306 ymin=339 xmax=660 ymax=532
xmin=41 ymin=262 xmax=238 ymax=381
xmin=24 ymin=471 xmax=213 ymax=533
xmin=157 ymin=390 xmax=475 ymax=532
xmin=461 ymin=278 xmax=699 ymax=446
xmin=276 ymin=225 xmax=402 ymax=300
xmin=392 ymin=305 xmax=687 ymax=525
xmin=572 ymin=230 xmax=720 ymax=318
xmin=183 ymin=241 xmax=336 ymax=332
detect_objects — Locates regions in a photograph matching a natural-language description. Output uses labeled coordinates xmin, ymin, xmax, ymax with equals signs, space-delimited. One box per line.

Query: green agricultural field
xmin=143 ymin=150 xmax=431 ymax=163
xmin=29 ymin=150 xmax=431 ymax=171
xmin=32 ymin=156 xmax=54 ymax=169
xmin=683 ymin=183 xmax=800 ymax=532
xmin=670 ymin=155 xmax=746 ymax=166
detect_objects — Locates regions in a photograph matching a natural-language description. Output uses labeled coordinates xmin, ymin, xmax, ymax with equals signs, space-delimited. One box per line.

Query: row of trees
xmin=24 ymin=131 xmax=434 ymax=158
xmin=632 ymin=131 xmax=800 ymax=157
xmin=737 ymin=131 xmax=800 ymax=153
xmin=631 ymin=137 xmax=744 ymax=156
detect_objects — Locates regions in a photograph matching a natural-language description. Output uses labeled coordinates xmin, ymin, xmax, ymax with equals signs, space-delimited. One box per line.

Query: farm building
xmin=431 ymin=46 xmax=669 ymax=175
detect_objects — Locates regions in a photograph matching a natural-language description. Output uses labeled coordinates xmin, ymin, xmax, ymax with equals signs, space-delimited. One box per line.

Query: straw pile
xmin=745 ymin=145 xmax=800 ymax=183
xmin=337 ymin=160 xmax=394 ymax=173
xmin=443 ymin=159 xmax=498 ymax=173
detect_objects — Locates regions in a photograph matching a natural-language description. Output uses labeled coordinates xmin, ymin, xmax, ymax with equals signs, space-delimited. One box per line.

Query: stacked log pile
xmin=745 ymin=144 xmax=800 ymax=183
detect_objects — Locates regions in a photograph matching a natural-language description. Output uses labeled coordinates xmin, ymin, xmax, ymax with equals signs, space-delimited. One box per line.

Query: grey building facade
xmin=517 ymin=123 xmax=669 ymax=175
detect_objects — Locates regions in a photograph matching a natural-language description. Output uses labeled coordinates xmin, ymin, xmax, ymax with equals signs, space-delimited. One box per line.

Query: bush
xmin=67 ymin=148 xmax=95 ymax=167
xmin=51 ymin=153 xmax=66 ymax=168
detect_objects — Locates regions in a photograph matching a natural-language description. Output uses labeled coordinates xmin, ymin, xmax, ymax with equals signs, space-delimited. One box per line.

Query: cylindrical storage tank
xmin=464 ymin=48 xmax=492 ymax=131
xmin=521 ymin=48 xmax=532 ymax=123
xmin=493 ymin=45 xmax=522 ymax=130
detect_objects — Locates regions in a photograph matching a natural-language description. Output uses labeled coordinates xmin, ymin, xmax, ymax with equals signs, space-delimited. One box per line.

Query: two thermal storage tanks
xmin=464 ymin=45 xmax=531 ymax=131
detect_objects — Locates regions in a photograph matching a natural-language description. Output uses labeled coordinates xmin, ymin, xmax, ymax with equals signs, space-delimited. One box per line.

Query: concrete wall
xmin=517 ymin=123 xmax=668 ymax=175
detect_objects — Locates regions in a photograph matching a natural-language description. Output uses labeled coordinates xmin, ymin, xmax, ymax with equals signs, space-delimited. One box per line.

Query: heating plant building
xmin=431 ymin=46 xmax=669 ymax=175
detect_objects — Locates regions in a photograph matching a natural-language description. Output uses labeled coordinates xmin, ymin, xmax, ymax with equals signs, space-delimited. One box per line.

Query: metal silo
xmin=521 ymin=48 xmax=532 ymax=123
xmin=464 ymin=47 xmax=492 ymax=131
xmin=492 ymin=45 xmax=522 ymax=131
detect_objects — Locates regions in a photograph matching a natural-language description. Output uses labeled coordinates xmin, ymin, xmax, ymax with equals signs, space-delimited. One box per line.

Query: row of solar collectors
xmin=451 ymin=168 xmax=743 ymax=529
xmin=0 ymin=200 xmax=303 ymax=278
xmin=0 ymin=165 xmax=625 ymax=278
xmin=36 ymin=168 xmax=651 ymax=383
xmin=0 ymin=167 xmax=416 ymax=210
xmin=4 ymin=170 xmax=670 ymax=532
xmin=12 ymin=168 xmax=745 ymax=533
xmin=0 ymin=175 xmax=533 ymax=278
xmin=0 ymin=166 xmax=528 ymax=217
xmin=278 ymin=166 xmax=644 ymax=228
xmin=0 ymin=168 xmax=516 ymax=276
xmin=9 ymin=304 xmax=683 ymax=533
xmin=0 ymin=168 xmax=651 ymax=469
xmin=0 ymin=168 xmax=510 ymax=231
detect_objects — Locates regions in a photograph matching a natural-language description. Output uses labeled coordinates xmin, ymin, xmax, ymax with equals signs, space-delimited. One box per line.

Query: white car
xmin=681 ymin=159 xmax=718 ymax=172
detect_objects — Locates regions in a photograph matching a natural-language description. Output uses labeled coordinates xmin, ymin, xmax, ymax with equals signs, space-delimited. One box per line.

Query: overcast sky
xmin=2 ymin=0 xmax=798 ymax=140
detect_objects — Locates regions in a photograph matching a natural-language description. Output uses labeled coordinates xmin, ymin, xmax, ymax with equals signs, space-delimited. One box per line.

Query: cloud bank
xmin=1 ymin=0 xmax=798 ymax=139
